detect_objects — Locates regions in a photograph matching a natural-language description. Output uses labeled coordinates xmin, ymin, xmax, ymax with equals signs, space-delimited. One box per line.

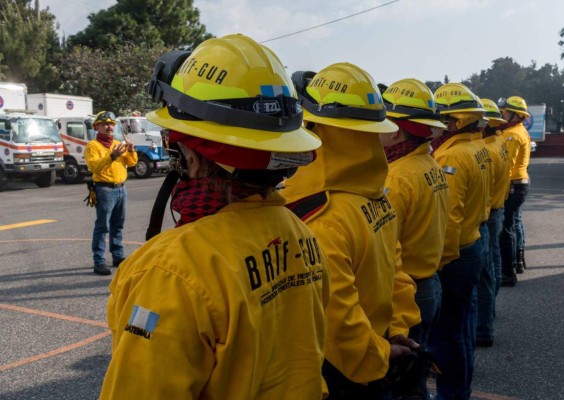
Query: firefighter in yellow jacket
xmin=85 ymin=111 xmax=138 ymax=276
xmin=99 ymin=34 xmax=329 ymax=400
xmin=380 ymin=78 xmax=450 ymax=399
xmin=428 ymin=83 xmax=488 ymax=400
xmin=476 ymin=99 xmax=510 ymax=347
xmin=284 ymin=64 xmax=420 ymax=399
xmin=498 ymin=96 xmax=531 ymax=286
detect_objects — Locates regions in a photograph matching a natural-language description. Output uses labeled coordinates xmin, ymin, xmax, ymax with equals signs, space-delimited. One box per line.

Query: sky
xmin=41 ymin=0 xmax=564 ymax=85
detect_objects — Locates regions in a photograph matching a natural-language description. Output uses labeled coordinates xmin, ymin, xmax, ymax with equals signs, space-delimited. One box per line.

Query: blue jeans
xmin=499 ymin=183 xmax=528 ymax=279
xmin=477 ymin=222 xmax=494 ymax=342
xmin=488 ymin=209 xmax=503 ymax=298
xmin=410 ymin=273 xmax=442 ymax=349
xmin=92 ymin=185 xmax=127 ymax=266
xmin=515 ymin=208 xmax=525 ymax=250
xmin=428 ymin=240 xmax=484 ymax=400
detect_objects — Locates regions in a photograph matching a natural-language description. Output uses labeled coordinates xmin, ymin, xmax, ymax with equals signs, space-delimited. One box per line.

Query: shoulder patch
xmin=125 ymin=305 xmax=160 ymax=339
xmin=443 ymin=166 xmax=456 ymax=175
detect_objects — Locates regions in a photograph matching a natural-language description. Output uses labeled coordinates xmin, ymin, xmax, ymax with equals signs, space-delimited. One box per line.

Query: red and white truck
xmin=0 ymin=83 xmax=64 ymax=191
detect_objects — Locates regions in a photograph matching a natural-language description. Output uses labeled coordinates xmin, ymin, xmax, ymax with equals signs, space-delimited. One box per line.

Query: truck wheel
xmin=133 ymin=155 xmax=154 ymax=179
xmin=0 ymin=169 xmax=9 ymax=191
xmin=61 ymin=160 xmax=84 ymax=184
xmin=35 ymin=171 xmax=56 ymax=188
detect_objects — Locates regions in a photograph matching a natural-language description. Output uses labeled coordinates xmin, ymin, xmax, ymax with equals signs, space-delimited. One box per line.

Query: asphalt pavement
xmin=0 ymin=159 xmax=563 ymax=400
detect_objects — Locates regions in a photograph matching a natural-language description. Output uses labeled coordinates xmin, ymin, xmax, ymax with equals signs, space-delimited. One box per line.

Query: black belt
xmin=95 ymin=182 xmax=124 ymax=188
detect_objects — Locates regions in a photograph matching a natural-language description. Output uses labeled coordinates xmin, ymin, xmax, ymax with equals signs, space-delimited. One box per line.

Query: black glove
xmin=386 ymin=349 xmax=438 ymax=398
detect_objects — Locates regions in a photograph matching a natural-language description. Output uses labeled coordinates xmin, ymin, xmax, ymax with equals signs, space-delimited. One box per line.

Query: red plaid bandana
xmin=171 ymin=177 xmax=260 ymax=227
xmin=384 ymin=138 xmax=425 ymax=163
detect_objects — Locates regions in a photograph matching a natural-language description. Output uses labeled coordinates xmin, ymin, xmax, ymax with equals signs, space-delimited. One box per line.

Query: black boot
xmin=516 ymin=247 xmax=525 ymax=274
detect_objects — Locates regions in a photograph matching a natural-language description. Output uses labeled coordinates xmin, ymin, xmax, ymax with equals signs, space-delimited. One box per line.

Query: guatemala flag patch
xmin=443 ymin=166 xmax=456 ymax=175
xmin=124 ymin=305 xmax=160 ymax=339
xmin=260 ymin=85 xmax=290 ymax=97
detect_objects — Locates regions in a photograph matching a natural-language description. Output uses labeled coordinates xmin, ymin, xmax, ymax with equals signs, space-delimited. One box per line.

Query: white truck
xmin=27 ymin=93 xmax=93 ymax=118
xmin=120 ymin=116 xmax=169 ymax=179
xmin=0 ymin=110 xmax=65 ymax=190
xmin=0 ymin=82 xmax=27 ymax=111
xmin=56 ymin=116 xmax=127 ymax=183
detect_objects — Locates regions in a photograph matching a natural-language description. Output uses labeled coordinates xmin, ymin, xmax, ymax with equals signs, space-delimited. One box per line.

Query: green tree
xmin=59 ymin=44 xmax=169 ymax=115
xmin=68 ymin=0 xmax=213 ymax=50
xmin=0 ymin=0 xmax=61 ymax=91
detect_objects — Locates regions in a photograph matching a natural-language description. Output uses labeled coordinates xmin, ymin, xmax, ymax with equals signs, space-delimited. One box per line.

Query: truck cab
xmin=57 ymin=116 xmax=126 ymax=183
xmin=120 ymin=116 xmax=169 ymax=179
xmin=0 ymin=110 xmax=64 ymax=191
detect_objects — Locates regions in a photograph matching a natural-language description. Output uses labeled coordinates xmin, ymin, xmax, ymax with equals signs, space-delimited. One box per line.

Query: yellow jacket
xmin=100 ymin=192 xmax=329 ymax=400
xmin=433 ymin=133 xmax=488 ymax=267
xmin=385 ymin=143 xmax=449 ymax=280
xmin=471 ymin=133 xmax=492 ymax=220
xmin=85 ymin=139 xmax=137 ymax=184
xmin=484 ymin=133 xmax=511 ymax=209
xmin=501 ymin=123 xmax=530 ymax=181
xmin=282 ymin=124 xmax=419 ymax=383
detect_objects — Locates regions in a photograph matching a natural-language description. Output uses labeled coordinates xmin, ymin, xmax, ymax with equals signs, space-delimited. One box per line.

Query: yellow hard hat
xmin=146 ymin=34 xmax=320 ymax=153
xmin=481 ymin=98 xmax=506 ymax=127
xmin=93 ymin=111 xmax=117 ymax=126
xmin=382 ymin=78 xmax=446 ymax=129
xmin=435 ymin=83 xmax=485 ymax=129
xmin=296 ymin=62 xmax=397 ymax=133
xmin=497 ymin=96 xmax=530 ymax=117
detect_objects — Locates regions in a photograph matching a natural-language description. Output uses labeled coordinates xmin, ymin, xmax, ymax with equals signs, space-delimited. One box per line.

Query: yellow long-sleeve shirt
xmin=471 ymin=133 xmax=493 ymax=221
xmin=501 ymin=123 xmax=530 ymax=181
xmin=484 ymin=133 xmax=511 ymax=209
xmin=433 ymin=133 xmax=488 ymax=267
xmin=385 ymin=143 xmax=449 ymax=280
xmin=100 ymin=192 xmax=329 ymax=400
xmin=282 ymin=123 xmax=419 ymax=383
xmin=85 ymin=138 xmax=137 ymax=183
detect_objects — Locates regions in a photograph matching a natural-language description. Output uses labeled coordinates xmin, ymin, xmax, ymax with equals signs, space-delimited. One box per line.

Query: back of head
xmin=497 ymin=96 xmax=530 ymax=118
xmin=382 ymin=78 xmax=446 ymax=138
xmin=481 ymin=98 xmax=506 ymax=128
xmin=146 ymin=33 xmax=321 ymax=187
xmin=292 ymin=62 xmax=397 ymax=134
xmin=434 ymin=83 xmax=485 ymax=131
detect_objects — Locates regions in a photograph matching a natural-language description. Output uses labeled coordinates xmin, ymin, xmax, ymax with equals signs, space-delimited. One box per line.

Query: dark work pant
xmin=499 ymin=183 xmax=528 ymax=278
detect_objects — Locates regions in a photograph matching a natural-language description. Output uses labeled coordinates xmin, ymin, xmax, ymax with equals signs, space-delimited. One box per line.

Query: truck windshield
xmin=10 ymin=117 xmax=61 ymax=144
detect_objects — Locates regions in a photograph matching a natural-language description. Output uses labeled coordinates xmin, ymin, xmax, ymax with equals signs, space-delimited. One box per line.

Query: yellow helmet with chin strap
xmin=293 ymin=63 xmax=398 ymax=133
xmin=481 ymin=98 xmax=506 ymax=127
xmin=435 ymin=83 xmax=485 ymax=130
xmin=382 ymin=78 xmax=446 ymax=129
xmin=497 ymin=96 xmax=530 ymax=118
xmin=146 ymin=33 xmax=320 ymax=153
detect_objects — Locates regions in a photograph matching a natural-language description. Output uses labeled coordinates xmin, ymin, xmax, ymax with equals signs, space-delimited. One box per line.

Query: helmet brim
xmin=501 ymin=108 xmax=531 ymax=118
xmin=147 ymin=107 xmax=321 ymax=152
xmin=303 ymin=109 xmax=398 ymax=133
xmin=386 ymin=111 xmax=447 ymax=129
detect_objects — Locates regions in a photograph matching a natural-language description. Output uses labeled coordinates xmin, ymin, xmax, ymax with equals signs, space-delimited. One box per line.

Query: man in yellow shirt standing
xmin=85 ymin=111 xmax=138 ymax=275
xmin=285 ymin=64 xmax=419 ymax=399
xmin=497 ymin=96 xmax=531 ymax=287
xmin=429 ymin=83 xmax=488 ymax=400
xmin=380 ymin=78 xmax=449 ymax=399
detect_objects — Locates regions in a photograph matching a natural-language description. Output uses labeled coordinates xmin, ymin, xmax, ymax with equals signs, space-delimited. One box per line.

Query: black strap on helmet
xmin=145 ymin=168 xmax=180 ymax=241
xmin=436 ymin=99 xmax=481 ymax=112
xmin=384 ymin=103 xmax=442 ymax=121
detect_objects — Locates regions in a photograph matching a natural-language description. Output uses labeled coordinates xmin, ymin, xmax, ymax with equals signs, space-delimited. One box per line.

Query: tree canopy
xmin=67 ymin=0 xmax=212 ymax=50
xmin=0 ymin=0 xmax=62 ymax=91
